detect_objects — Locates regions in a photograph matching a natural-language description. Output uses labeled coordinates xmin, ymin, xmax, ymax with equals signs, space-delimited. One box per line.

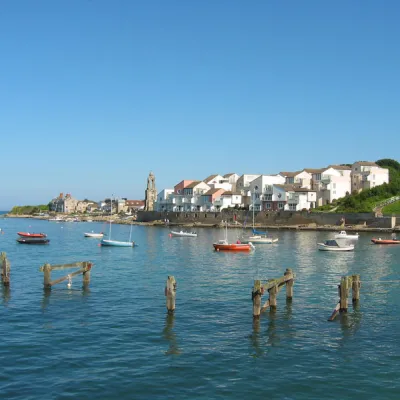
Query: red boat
xmin=17 ymin=232 xmax=47 ymax=238
xmin=213 ymin=240 xmax=253 ymax=252
xmin=371 ymin=238 xmax=400 ymax=245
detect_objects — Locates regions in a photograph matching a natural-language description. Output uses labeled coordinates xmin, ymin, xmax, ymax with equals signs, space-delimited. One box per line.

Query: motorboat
xmin=317 ymin=239 xmax=354 ymax=251
xmin=84 ymin=232 xmax=104 ymax=238
xmin=17 ymin=238 xmax=50 ymax=245
xmin=170 ymin=230 xmax=197 ymax=238
xmin=17 ymin=232 xmax=47 ymax=238
xmin=213 ymin=239 xmax=254 ymax=252
xmin=334 ymin=231 xmax=359 ymax=240
xmin=371 ymin=237 xmax=400 ymax=245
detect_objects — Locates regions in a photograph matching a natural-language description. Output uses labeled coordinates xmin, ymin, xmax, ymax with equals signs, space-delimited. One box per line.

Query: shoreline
xmin=2 ymin=214 xmax=399 ymax=233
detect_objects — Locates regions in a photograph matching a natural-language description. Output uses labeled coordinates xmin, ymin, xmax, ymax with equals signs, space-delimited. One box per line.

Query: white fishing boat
xmin=317 ymin=239 xmax=355 ymax=251
xmin=170 ymin=230 xmax=197 ymax=238
xmin=334 ymin=231 xmax=359 ymax=240
xmin=84 ymin=231 xmax=104 ymax=238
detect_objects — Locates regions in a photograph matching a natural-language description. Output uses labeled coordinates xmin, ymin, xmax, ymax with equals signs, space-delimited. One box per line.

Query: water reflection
xmin=163 ymin=313 xmax=181 ymax=355
xmin=1 ymin=285 xmax=10 ymax=305
xmin=249 ymin=317 xmax=264 ymax=358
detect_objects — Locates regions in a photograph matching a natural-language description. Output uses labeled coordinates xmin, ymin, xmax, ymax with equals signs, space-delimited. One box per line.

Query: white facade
xmin=351 ymin=162 xmax=389 ymax=193
xmin=214 ymin=193 xmax=243 ymax=210
xmin=249 ymin=175 xmax=286 ymax=210
xmin=285 ymin=189 xmax=317 ymax=211
xmin=236 ymin=174 xmax=260 ymax=194
xmin=223 ymin=173 xmax=240 ymax=192
xmin=155 ymin=189 xmax=174 ymax=211
xmin=316 ymin=167 xmax=351 ymax=206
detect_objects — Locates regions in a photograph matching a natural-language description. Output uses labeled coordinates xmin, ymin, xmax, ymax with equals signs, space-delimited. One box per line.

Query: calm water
xmin=0 ymin=217 xmax=399 ymax=399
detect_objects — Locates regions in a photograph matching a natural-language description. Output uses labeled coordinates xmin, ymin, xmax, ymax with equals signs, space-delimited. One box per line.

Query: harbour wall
xmin=137 ymin=210 xmax=398 ymax=228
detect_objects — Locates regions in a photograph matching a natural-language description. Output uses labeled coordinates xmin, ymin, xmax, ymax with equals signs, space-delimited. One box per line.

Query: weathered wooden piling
xmin=1 ymin=252 xmax=10 ymax=286
xmin=252 ymin=280 xmax=263 ymax=318
xmin=352 ymin=274 xmax=361 ymax=303
xmin=165 ymin=276 xmax=177 ymax=314
xmin=39 ymin=261 xmax=93 ymax=290
xmin=328 ymin=275 xmax=361 ymax=321
xmin=339 ymin=276 xmax=350 ymax=312
xmin=253 ymin=269 xmax=295 ymax=316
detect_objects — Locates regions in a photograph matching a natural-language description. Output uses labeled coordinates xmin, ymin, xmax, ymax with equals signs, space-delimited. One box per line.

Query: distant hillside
xmin=315 ymin=159 xmax=400 ymax=213
xmin=9 ymin=205 xmax=49 ymax=215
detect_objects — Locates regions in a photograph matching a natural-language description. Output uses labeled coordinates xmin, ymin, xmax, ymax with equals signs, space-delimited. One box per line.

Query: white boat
xmin=48 ymin=217 xmax=64 ymax=222
xmin=334 ymin=231 xmax=359 ymax=240
xmin=241 ymin=187 xmax=279 ymax=244
xmin=84 ymin=231 xmax=104 ymax=238
xmin=170 ymin=230 xmax=197 ymax=237
xmin=100 ymin=198 xmax=135 ymax=247
xmin=241 ymin=234 xmax=278 ymax=244
xmin=318 ymin=239 xmax=355 ymax=251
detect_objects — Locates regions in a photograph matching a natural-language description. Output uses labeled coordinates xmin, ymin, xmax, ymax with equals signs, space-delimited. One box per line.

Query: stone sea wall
xmin=136 ymin=210 xmax=398 ymax=229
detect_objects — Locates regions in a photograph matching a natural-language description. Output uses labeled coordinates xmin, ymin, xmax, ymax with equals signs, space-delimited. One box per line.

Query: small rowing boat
xmin=170 ymin=230 xmax=197 ymax=238
xmin=371 ymin=238 xmax=400 ymax=245
xmin=84 ymin=232 xmax=104 ymax=238
xmin=17 ymin=238 xmax=50 ymax=245
xmin=17 ymin=232 xmax=47 ymax=238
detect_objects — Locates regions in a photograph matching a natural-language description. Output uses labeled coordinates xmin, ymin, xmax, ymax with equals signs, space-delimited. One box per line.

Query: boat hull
xmin=371 ymin=239 xmax=400 ymax=244
xmin=101 ymin=239 xmax=135 ymax=247
xmin=17 ymin=232 xmax=47 ymax=238
xmin=84 ymin=233 xmax=104 ymax=238
xmin=17 ymin=238 xmax=50 ymax=245
xmin=317 ymin=243 xmax=354 ymax=251
xmin=170 ymin=231 xmax=197 ymax=237
xmin=213 ymin=243 xmax=252 ymax=251
xmin=241 ymin=235 xmax=278 ymax=244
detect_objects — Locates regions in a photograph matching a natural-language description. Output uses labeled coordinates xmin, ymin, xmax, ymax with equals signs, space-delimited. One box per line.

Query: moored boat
xmin=317 ymin=239 xmax=354 ymax=251
xmin=17 ymin=237 xmax=50 ymax=245
xmin=17 ymin=232 xmax=47 ymax=238
xmin=371 ymin=238 xmax=400 ymax=245
xmin=84 ymin=232 xmax=104 ymax=238
xmin=241 ymin=234 xmax=278 ymax=244
xmin=334 ymin=231 xmax=359 ymax=240
xmin=213 ymin=240 xmax=253 ymax=252
xmin=170 ymin=230 xmax=197 ymax=237
xmin=100 ymin=239 xmax=135 ymax=247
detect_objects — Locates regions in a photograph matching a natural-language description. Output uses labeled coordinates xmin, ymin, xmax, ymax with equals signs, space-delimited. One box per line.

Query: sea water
xmin=0 ymin=217 xmax=399 ymax=399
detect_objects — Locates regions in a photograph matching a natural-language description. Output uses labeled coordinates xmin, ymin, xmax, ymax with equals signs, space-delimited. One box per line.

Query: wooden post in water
xmin=269 ymin=284 xmax=278 ymax=311
xmin=352 ymin=274 xmax=360 ymax=303
xmin=165 ymin=276 xmax=177 ymax=314
xmin=1 ymin=252 xmax=10 ymax=286
xmin=82 ymin=262 xmax=92 ymax=287
xmin=339 ymin=276 xmax=349 ymax=312
xmin=43 ymin=263 xmax=52 ymax=290
xmin=284 ymin=268 xmax=294 ymax=300
xmin=252 ymin=280 xmax=262 ymax=318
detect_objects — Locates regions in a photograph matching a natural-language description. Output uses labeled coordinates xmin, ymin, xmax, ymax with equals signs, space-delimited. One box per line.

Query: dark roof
xmin=223 ymin=173 xmax=236 ymax=178
xmin=126 ymin=200 xmax=145 ymax=206
xmin=221 ymin=191 xmax=241 ymax=196
xmin=203 ymin=188 xmax=224 ymax=195
xmin=185 ymin=181 xmax=203 ymax=189
xmin=274 ymin=184 xmax=295 ymax=191
xmin=302 ymin=168 xmax=326 ymax=174
xmin=293 ymin=187 xmax=316 ymax=193
xmin=353 ymin=161 xmax=378 ymax=166
xmin=328 ymin=164 xmax=352 ymax=170
xmin=279 ymin=171 xmax=302 ymax=177
xmin=203 ymin=174 xmax=219 ymax=183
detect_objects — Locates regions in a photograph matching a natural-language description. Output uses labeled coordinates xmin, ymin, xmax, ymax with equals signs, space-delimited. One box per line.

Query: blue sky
xmin=0 ymin=0 xmax=399 ymax=210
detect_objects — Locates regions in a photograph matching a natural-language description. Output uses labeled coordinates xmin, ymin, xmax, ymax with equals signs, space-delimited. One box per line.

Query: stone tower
xmin=144 ymin=171 xmax=157 ymax=211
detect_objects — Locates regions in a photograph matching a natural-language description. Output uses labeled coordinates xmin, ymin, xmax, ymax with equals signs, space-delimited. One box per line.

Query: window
xmin=278 ymin=202 xmax=284 ymax=209
xmin=266 ymin=203 xmax=271 ymax=209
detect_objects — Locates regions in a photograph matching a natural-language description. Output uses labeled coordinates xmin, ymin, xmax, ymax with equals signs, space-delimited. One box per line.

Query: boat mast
xmin=109 ymin=195 xmax=113 ymax=239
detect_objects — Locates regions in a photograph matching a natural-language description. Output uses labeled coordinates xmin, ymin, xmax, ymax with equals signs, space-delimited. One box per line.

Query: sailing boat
xmin=100 ymin=198 xmax=135 ymax=247
xmin=241 ymin=188 xmax=278 ymax=244
xmin=213 ymin=221 xmax=254 ymax=252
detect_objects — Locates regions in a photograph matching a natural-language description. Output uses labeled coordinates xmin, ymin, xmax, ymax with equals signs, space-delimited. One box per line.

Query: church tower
xmin=144 ymin=171 xmax=157 ymax=211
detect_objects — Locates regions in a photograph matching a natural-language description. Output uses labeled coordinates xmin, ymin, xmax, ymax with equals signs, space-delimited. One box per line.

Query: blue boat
xmin=100 ymin=239 xmax=135 ymax=247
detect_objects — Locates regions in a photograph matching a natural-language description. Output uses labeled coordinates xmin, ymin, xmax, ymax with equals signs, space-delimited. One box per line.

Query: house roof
xmin=221 ymin=191 xmax=241 ymax=196
xmin=302 ymin=168 xmax=326 ymax=174
xmin=353 ymin=161 xmax=378 ymax=166
xmin=203 ymin=174 xmax=219 ymax=183
xmin=293 ymin=187 xmax=316 ymax=193
xmin=203 ymin=188 xmax=225 ymax=195
xmin=279 ymin=171 xmax=301 ymax=177
xmin=328 ymin=164 xmax=352 ymax=170
xmin=126 ymin=200 xmax=145 ymax=206
xmin=223 ymin=173 xmax=236 ymax=178
xmin=274 ymin=184 xmax=295 ymax=191
xmin=185 ymin=181 xmax=202 ymax=189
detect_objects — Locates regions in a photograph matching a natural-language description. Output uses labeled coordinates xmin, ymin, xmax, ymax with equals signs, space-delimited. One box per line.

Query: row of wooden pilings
xmin=165 ymin=271 xmax=361 ymax=321
xmin=2 ymin=252 xmax=360 ymax=321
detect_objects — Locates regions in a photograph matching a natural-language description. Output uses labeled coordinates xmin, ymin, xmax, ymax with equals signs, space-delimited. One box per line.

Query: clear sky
xmin=0 ymin=0 xmax=399 ymax=210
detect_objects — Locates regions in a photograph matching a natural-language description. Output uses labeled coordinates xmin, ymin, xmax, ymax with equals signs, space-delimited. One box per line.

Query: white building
xmin=351 ymin=161 xmax=389 ymax=193
xmin=249 ymin=175 xmax=286 ymax=210
xmin=155 ymin=189 xmax=174 ymax=212
xmin=223 ymin=173 xmax=240 ymax=192
xmin=214 ymin=191 xmax=243 ymax=211
xmin=203 ymin=174 xmax=232 ymax=191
